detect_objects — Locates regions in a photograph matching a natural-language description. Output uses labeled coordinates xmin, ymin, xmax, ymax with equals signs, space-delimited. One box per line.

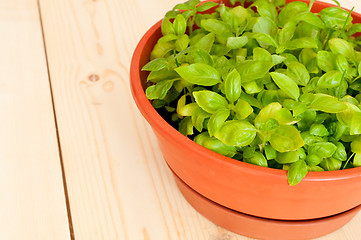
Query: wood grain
xmin=38 ymin=0 xmax=361 ymax=239
xmin=0 ymin=0 xmax=71 ymax=239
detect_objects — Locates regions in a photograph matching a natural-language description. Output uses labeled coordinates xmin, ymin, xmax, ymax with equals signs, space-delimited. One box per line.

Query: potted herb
xmin=131 ymin=0 xmax=361 ymax=238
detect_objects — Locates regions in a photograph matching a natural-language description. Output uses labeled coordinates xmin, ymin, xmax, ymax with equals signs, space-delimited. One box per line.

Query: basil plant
xmin=142 ymin=0 xmax=361 ymax=185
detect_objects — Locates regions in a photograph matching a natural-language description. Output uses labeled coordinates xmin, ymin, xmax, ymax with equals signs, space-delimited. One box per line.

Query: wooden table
xmin=2 ymin=0 xmax=361 ymax=239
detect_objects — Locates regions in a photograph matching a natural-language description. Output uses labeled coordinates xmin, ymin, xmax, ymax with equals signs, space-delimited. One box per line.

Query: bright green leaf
xmin=308 ymin=142 xmax=337 ymax=158
xmin=317 ymin=71 xmax=342 ymax=88
xmin=276 ymin=151 xmax=299 ymax=164
xmin=193 ymin=90 xmax=228 ymax=113
xmin=270 ymin=72 xmax=300 ymax=100
xmin=287 ymin=160 xmax=308 ymax=185
xmin=287 ymin=61 xmax=310 ymax=86
xmin=234 ymin=99 xmax=253 ymax=119
xmin=214 ymin=120 xmax=257 ymax=147
xmin=175 ymin=63 xmax=221 ymax=86
xmin=309 ymin=93 xmax=348 ymax=113
xmin=270 ymin=125 xmax=304 ymax=152
xmin=194 ymin=132 xmax=237 ymax=157
xmin=351 ymin=112 xmax=361 ymax=135
xmin=208 ymin=108 xmax=231 ymax=136
xmin=226 ymin=36 xmax=248 ymax=49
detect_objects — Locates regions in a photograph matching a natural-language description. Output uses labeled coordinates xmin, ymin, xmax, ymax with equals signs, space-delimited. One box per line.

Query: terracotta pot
xmin=130 ymin=0 xmax=361 ymax=223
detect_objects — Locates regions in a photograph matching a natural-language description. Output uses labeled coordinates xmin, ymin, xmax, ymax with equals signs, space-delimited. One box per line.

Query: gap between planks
xmin=36 ymin=0 xmax=75 ymax=239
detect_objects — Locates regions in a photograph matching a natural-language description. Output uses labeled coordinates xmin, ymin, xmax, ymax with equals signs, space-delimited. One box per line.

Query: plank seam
xmin=36 ymin=1 xmax=75 ymax=239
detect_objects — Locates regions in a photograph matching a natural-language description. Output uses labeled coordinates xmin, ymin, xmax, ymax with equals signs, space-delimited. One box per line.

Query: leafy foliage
xmin=142 ymin=0 xmax=361 ymax=185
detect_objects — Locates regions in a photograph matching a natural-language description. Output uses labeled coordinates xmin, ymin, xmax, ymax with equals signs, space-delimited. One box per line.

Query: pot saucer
xmin=172 ymin=172 xmax=361 ymax=240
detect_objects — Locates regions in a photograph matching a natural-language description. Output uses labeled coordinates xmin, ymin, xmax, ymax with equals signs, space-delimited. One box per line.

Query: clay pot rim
xmin=130 ymin=0 xmax=361 ymax=183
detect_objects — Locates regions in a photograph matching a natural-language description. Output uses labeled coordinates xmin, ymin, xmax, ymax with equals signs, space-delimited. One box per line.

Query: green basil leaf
xmin=258 ymin=90 xmax=279 ymax=107
xmin=147 ymin=69 xmax=178 ymax=83
xmin=308 ymin=142 xmax=337 ymax=158
xmin=351 ymin=112 xmax=361 ymax=135
xmin=297 ymin=146 xmax=306 ymax=161
xmin=173 ymin=14 xmax=187 ymax=35
xmin=150 ymin=41 xmax=174 ymax=60
xmin=228 ymin=6 xmax=249 ymax=29
xmin=270 ymin=72 xmax=300 ymax=100
xmin=263 ymin=118 xmax=280 ymax=131
xmin=277 ymin=21 xmax=296 ymax=47
xmin=265 ymin=144 xmax=277 ymax=160
xmin=165 ymin=10 xmax=181 ymax=19
xmin=292 ymin=102 xmax=307 ymax=116
xmin=193 ymin=90 xmax=228 ymax=113
xmin=281 ymin=53 xmax=299 ymax=66
xmin=310 ymin=123 xmax=329 ymax=136
xmin=319 ymin=7 xmax=352 ymax=29
xmin=278 ymin=1 xmax=308 ymax=27
xmin=317 ymin=51 xmax=337 ymax=72
xmin=196 ymin=2 xmax=218 ymax=12
xmin=251 ymin=32 xmax=278 ymax=47
xmin=287 ymin=61 xmax=310 ymax=86
xmin=253 ymin=47 xmax=272 ymax=62
xmin=270 ymin=125 xmax=304 ymax=152
xmin=211 ymin=43 xmax=231 ymax=57
xmin=226 ymin=36 xmax=248 ymax=49
xmin=351 ymin=137 xmax=361 ymax=154
xmin=234 ymin=99 xmax=253 ymax=119
xmin=353 ymin=154 xmax=361 ymax=167
xmin=243 ymin=147 xmax=256 ymax=158
xmin=308 ymin=165 xmax=325 ymax=172
xmin=146 ymin=80 xmax=175 ymax=100
xmin=201 ymin=19 xmax=233 ymax=44
xmin=194 ymin=32 xmax=215 ymax=53
xmin=335 ymin=55 xmax=348 ymax=74
xmin=243 ymin=81 xmax=264 ymax=94
xmin=328 ymin=38 xmax=355 ymax=60
xmin=239 ymin=93 xmax=263 ymax=109
xmin=293 ymin=11 xmax=324 ymax=29
xmin=173 ymin=3 xmax=193 ymax=10
xmin=224 ymin=69 xmax=242 ymax=102
xmin=309 ymin=93 xmax=348 ymax=113
xmin=214 ymin=120 xmax=257 ymax=147
xmin=178 ymin=102 xmax=198 ymax=117
xmin=276 ymin=151 xmax=299 ymax=164
xmin=254 ymin=102 xmax=282 ymax=129
xmin=237 ymin=60 xmax=274 ymax=82
xmin=244 ymin=152 xmax=268 ymax=167
xmin=272 ymin=55 xmax=286 ymax=65
xmin=161 ymin=17 xmax=175 ymax=35
xmin=142 ymin=58 xmax=168 ymax=71
xmin=194 ymin=132 xmax=237 ymax=157
xmin=287 ymin=160 xmax=308 ymax=186
xmin=252 ymin=0 xmax=277 ymax=21
xmin=305 ymin=154 xmax=322 ymax=166
xmin=317 ymin=70 xmax=342 ymax=88
xmin=175 ymin=34 xmax=190 ymax=51
xmin=253 ymin=17 xmax=277 ymax=35
xmin=286 ymin=37 xmax=318 ymax=50
xmin=348 ymin=23 xmax=361 ymax=36
xmin=274 ymin=108 xmax=298 ymax=125
xmin=333 ymin=142 xmax=347 ymax=161
xmin=192 ymin=49 xmax=214 ymax=66
xmin=191 ymin=106 xmax=211 ymax=132
xmin=179 ymin=116 xmax=194 ymax=136
xmin=208 ymin=108 xmax=231 ymax=137
xmin=175 ymin=63 xmax=221 ymax=86
xmin=320 ymin=158 xmax=342 ymax=171
xmin=336 ymin=102 xmax=361 ymax=126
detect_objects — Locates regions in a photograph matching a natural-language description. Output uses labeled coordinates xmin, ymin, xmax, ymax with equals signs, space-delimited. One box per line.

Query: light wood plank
xmin=39 ymin=0 xmax=361 ymax=239
xmin=0 ymin=0 xmax=71 ymax=239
